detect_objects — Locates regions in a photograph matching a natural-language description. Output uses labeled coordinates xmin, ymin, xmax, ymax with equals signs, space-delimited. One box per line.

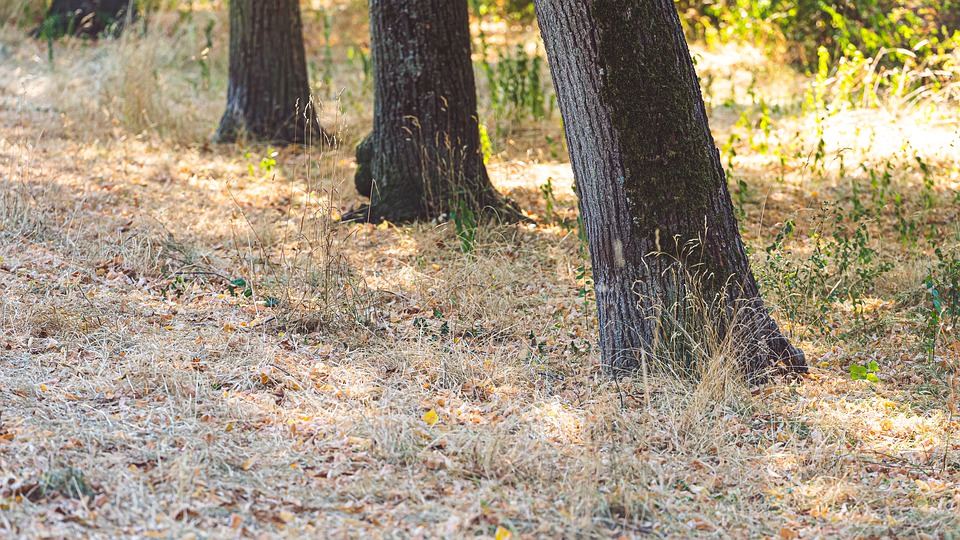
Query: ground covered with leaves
xmin=1 ymin=4 xmax=960 ymax=539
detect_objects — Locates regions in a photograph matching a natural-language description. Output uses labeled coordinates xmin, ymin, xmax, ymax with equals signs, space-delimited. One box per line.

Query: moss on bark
xmin=589 ymin=0 xmax=720 ymax=241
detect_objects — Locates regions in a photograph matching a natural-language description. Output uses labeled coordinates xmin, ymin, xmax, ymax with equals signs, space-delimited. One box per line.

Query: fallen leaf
xmin=495 ymin=525 xmax=512 ymax=540
xmin=779 ymin=527 xmax=799 ymax=540
xmin=423 ymin=409 xmax=439 ymax=426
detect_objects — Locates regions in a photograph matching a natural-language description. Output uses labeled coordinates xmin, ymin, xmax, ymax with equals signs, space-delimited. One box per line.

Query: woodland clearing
xmin=1 ymin=2 xmax=959 ymax=538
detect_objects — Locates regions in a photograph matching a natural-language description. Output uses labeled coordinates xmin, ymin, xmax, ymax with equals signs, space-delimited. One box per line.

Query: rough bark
xmin=214 ymin=0 xmax=328 ymax=146
xmin=533 ymin=0 xmax=806 ymax=378
xmin=348 ymin=0 xmax=522 ymax=223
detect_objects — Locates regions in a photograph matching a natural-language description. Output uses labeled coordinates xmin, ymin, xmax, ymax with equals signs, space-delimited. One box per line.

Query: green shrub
xmin=677 ymin=0 xmax=960 ymax=69
xmin=471 ymin=0 xmax=535 ymax=22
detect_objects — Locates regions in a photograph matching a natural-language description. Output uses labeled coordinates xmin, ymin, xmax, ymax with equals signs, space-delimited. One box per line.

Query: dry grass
xmin=1 ymin=3 xmax=960 ymax=539
xmin=0 ymin=0 xmax=40 ymax=28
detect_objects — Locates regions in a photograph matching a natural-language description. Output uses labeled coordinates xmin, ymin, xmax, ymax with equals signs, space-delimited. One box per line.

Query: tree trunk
xmin=349 ymin=0 xmax=522 ymax=223
xmin=214 ymin=0 xmax=328 ymax=146
xmin=533 ymin=0 xmax=806 ymax=378
xmin=31 ymin=0 xmax=137 ymax=39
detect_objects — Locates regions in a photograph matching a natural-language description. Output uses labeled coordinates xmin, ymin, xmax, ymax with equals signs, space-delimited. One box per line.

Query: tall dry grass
xmin=31 ymin=9 xmax=229 ymax=142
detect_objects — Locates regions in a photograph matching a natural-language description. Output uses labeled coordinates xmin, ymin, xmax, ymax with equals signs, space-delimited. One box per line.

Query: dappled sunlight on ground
xmin=1 ymin=3 xmax=960 ymax=538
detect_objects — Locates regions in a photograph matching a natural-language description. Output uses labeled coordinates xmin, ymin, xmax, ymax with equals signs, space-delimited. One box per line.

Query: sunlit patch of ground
xmin=1 ymin=5 xmax=960 ymax=539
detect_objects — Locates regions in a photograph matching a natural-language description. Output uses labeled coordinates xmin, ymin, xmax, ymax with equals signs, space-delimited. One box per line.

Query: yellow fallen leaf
xmin=422 ymin=409 xmax=439 ymax=426
xmin=495 ymin=526 xmax=512 ymax=540
xmin=880 ymin=418 xmax=893 ymax=431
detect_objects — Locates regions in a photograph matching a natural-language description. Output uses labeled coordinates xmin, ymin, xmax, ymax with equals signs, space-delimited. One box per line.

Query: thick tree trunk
xmin=214 ymin=0 xmax=327 ymax=146
xmin=349 ymin=0 xmax=522 ymax=223
xmin=534 ymin=0 xmax=806 ymax=378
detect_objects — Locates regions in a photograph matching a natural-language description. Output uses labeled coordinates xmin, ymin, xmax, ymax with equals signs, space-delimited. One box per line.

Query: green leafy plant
xmin=475 ymin=41 xmax=551 ymax=135
xmin=227 ymin=278 xmax=253 ymax=298
xmin=760 ymin=201 xmax=894 ymax=337
xmin=539 ymin=176 xmax=556 ymax=222
xmin=924 ymin=248 xmax=960 ymax=360
xmin=850 ymin=360 xmax=880 ymax=382
xmin=162 ymin=275 xmax=190 ymax=298
xmin=244 ymin=150 xmax=278 ymax=178
xmin=259 ymin=149 xmax=278 ymax=173
xmin=478 ymin=123 xmax=493 ymax=165
xmin=451 ymin=199 xmax=478 ymax=254
xmin=346 ymin=45 xmax=373 ymax=90
xmin=197 ymin=19 xmax=214 ymax=90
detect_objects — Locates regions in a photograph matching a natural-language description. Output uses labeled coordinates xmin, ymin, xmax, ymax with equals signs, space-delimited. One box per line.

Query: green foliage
xmin=471 ymin=0 xmax=535 ymax=22
xmin=243 ymin=150 xmax=278 ymax=178
xmin=471 ymin=0 xmax=551 ymax=138
xmin=259 ymin=149 xmax=278 ymax=173
xmin=346 ymin=46 xmax=372 ymax=87
xmin=162 ymin=275 xmax=190 ymax=298
xmin=478 ymin=123 xmax=493 ymax=165
xmin=479 ymin=43 xmax=550 ymax=133
xmin=924 ymin=248 xmax=960 ymax=359
xmin=677 ymin=0 xmax=960 ymax=69
xmin=451 ymin=199 xmax=478 ymax=254
xmin=197 ymin=19 xmax=214 ymax=90
xmin=760 ymin=200 xmax=894 ymax=338
xmin=227 ymin=278 xmax=253 ymax=298
xmin=539 ymin=176 xmax=556 ymax=222
xmin=850 ymin=360 xmax=881 ymax=382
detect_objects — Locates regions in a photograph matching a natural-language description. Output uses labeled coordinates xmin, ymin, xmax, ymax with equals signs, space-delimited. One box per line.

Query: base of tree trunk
xmin=341 ymin=196 xmax=527 ymax=225
xmin=353 ymin=135 xmax=374 ymax=198
xmin=213 ymin=108 xmax=333 ymax=147
xmin=348 ymin=133 xmax=526 ymax=224
xmin=31 ymin=0 xmax=137 ymax=39
xmin=743 ymin=299 xmax=809 ymax=382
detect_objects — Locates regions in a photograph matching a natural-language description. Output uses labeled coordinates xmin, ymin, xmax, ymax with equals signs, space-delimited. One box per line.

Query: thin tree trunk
xmin=349 ymin=0 xmax=522 ymax=223
xmin=214 ymin=0 xmax=328 ymax=146
xmin=533 ymin=0 xmax=806 ymax=378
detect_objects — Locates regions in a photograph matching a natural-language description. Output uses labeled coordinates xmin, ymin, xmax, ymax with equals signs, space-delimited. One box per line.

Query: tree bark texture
xmin=533 ymin=0 xmax=806 ymax=378
xmin=352 ymin=0 xmax=521 ymax=223
xmin=215 ymin=0 xmax=326 ymax=145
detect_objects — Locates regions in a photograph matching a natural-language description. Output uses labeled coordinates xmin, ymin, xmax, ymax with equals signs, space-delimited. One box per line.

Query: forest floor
xmin=1 ymin=4 xmax=960 ymax=539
